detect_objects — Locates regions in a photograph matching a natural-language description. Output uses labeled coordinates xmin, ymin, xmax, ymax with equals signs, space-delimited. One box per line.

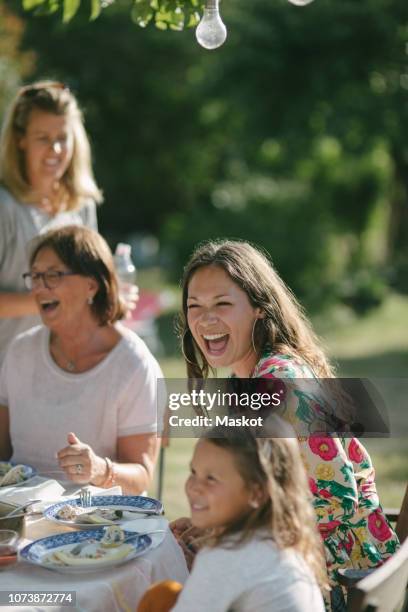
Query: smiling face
xmin=186 ymin=265 xmax=262 ymax=377
xmin=185 ymin=439 xmax=255 ymax=531
xmin=30 ymin=247 xmax=97 ymax=333
xmin=19 ymin=110 xmax=74 ymax=192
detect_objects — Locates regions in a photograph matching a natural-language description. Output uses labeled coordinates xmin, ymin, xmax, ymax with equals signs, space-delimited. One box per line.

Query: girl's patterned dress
xmin=252 ymin=351 xmax=399 ymax=609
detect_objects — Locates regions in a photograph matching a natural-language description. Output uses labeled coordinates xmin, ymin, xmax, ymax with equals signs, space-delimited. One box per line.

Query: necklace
xmin=34 ymin=181 xmax=62 ymax=215
xmin=39 ymin=196 xmax=54 ymax=215
xmin=65 ymin=358 xmax=76 ymax=372
xmin=53 ymin=337 xmax=76 ymax=372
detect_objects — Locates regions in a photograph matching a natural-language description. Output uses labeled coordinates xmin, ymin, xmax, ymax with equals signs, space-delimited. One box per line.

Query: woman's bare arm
xmin=0 ymin=292 xmax=38 ymax=318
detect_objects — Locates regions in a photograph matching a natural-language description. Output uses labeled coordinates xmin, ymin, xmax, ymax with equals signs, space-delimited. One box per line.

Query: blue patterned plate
xmin=44 ymin=495 xmax=163 ymax=528
xmin=20 ymin=528 xmax=152 ymax=573
xmin=0 ymin=461 xmax=37 ymax=488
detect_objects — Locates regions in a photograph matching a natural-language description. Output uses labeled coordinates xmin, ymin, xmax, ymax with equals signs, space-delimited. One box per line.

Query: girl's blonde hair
xmin=0 ymin=80 xmax=102 ymax=211
xmin=180 ymin=239 xmax=334 ymax=380
xmin=202 ymin=417 xmax=329 ymax=592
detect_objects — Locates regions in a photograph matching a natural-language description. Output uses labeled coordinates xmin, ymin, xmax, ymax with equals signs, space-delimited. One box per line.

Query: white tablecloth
xmin=0 ymin=477 xmax=65 ymax=506
xmin=0 ymin=516 xmax=188 ymax=612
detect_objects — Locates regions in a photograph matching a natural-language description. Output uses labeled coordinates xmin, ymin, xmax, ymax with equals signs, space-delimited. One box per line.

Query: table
xmin=0 ymin=513 xmax=188 ymax=611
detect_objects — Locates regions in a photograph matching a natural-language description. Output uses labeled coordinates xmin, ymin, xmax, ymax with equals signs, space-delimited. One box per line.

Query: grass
xmin=149 ymin=294 xmax=408 ymax=519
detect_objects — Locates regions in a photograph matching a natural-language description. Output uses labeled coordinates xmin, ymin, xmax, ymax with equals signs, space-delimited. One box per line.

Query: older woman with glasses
xmin=0 ymin=225 xmax=161 ymax=494
xmin=0 ymin=80 xmax=102 ymax=367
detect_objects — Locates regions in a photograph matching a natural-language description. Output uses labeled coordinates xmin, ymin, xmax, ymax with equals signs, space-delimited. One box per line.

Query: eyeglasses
xmin=22 ymin=271 xmax=77 ymax=290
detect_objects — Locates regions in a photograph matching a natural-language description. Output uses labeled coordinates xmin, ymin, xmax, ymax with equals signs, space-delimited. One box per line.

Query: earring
xmin=251 ymin=318 xmax=259 ymax=354
xmin=87 ymin=296 xmax=94 ymax=305
xmin=181 ymin=329 xmax=196 ymax=366
xmin=249 ymin=499 xmax=259 ymax=509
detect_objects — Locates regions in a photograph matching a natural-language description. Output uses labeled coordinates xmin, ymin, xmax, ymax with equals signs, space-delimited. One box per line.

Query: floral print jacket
xmin=252 ymin=352 xmax=399 ymax=584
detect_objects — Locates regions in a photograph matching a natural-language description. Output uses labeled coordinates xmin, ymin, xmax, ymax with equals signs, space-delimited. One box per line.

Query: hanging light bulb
xmin=196 ymin=0 xmax=227 ymax=50
xmin=287 ymin=0 xmax=315 ymax=5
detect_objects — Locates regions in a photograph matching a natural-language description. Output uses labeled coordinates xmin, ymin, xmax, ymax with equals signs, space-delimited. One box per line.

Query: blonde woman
xmin=176 ymin=239 xmax=399 ymax=610
xmin=0 ymin=80 xmax=102 ymax=365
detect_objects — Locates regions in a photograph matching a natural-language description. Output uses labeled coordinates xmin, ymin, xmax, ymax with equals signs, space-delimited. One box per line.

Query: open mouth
xmin=40 ymin=299 xmax=60 ymax=314
xmin=44 ymin=158 xmax=60 ymax=167
xmin=190 ymin=502 xmax=208 ymax=513
xmin=202 ymin=333 xmax=229 ymax=357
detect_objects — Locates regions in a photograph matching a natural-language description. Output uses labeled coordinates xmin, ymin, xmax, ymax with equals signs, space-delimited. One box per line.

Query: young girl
xmin=140 ymin=418 xmax=327 ymax=612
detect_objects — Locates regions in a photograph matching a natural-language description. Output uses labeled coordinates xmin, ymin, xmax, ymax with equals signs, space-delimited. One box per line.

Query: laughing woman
xmin=0 ymin=226 xmax=161 ymax=494
xmin=0 ymin=81 xmax=102 ymax=367
xmin=177 ymin=239 xmax=399 ymax=610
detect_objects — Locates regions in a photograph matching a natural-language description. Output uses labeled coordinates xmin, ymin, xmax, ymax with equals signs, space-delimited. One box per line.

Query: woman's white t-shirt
xmin=0 ymin=324 xmax=163 ymax=478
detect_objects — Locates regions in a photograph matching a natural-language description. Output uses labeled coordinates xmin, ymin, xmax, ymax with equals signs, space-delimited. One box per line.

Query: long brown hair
xmin=179 ymin=239 xmax=334 ymax=380
xmin=0 ymin=80 xmax=102 ymax=210
xmin=200 ymin=418 xmax=329 ymax=591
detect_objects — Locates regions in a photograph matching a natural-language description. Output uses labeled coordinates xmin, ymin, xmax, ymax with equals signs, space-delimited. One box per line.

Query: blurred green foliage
xmin=0 ymin=4 xmax=33 ymax=113
xmin=20 ymin=0 xmax=204 ymax=29
xmin=1 ymin=0 xmax=408 ymax=311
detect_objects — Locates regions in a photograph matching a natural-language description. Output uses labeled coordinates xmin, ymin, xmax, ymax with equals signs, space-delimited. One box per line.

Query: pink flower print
xmin=309 ymin=478 xmax=318 ymax=495
xmin=348 ymin=438 xmax=365 ymax=464
xmin=319 ymin=520 xmax=342 ymax=539
xmin=319 ymin=489 xmax=332 ymax=499
xmin=309 ymin=436 xmax=338 ymax=460
xmin=344 ymin=532 xmax=354 ymax=554
xmin=368 ymin=510 xmax=393 ymax=542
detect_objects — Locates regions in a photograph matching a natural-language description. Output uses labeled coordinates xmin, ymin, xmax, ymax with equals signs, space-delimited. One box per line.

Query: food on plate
xmin=100 ymin=525 xmax=126 ymax=548
xmin=54 ymin=504 xmax=125 ymax=524
xmin=0 ymin=464 xmax=27 ymax=487
xmin=75 ymin=508 xmax=124 ymax=525
xmin=45 ymin=539 xmax=133 ymax=566
xmin=56 ymin=504 xmax=81 ymax=521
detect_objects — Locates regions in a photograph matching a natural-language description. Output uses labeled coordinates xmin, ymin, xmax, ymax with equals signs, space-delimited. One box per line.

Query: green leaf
xmin=186 ymin=10 xmax=200 ymax=27
xmin=294 ymin=394 xmax=314 ymax=424
xmin=340 ymin=463 xmax=353 ymax=483
xmin=33 ymin=0 xmax=60 ymax=16
xmin=63 ymin=0 xmax=81 ymax=22
xmin=90 ymin=0 xmax=101 ymax=20
xmin=385 ymin=540 xmax=398 ymax=555
xmin=155 ymin=20 xmax=168 ymax=30
xmin=362 ymin=542 xmax=382 ymax=565
xmin=131 ymin=2 xmax=154 ymax=27
xmin=317 ymin=480 xmax=356 ymax=503
xmin=22 ymin=0 xmax=46 ymax=9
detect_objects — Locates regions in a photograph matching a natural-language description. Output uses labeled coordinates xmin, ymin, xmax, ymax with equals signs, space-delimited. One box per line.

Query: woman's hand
xmin=57 ymin=432 xmax=106 ymax=485
xmin=170 ymin=517 xmax=204 ymax=545
xmin=119 ymin=282 xmax=139 ymax=316
xmin=170 ymin=517 xmax=205 ymax=570
xmin=170 ymin=517 xmax=192 ymax=539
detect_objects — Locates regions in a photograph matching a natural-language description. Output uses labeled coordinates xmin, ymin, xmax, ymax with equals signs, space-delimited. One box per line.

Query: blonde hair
xmin=201 ymin=418 xmax=329 ymax=592
xmin=180 ymin=239 xmax=334 ymax=380
xmin=0 ymin=80 xmax=102 ymax=211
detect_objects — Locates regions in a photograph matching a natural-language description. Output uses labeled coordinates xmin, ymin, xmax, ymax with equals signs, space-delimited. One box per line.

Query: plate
xmin=0 ymin=461 xmax=37 ymax=488
xmin=121 ymin=517 xmax=168 ymax=550
xmin=20 ymin=528 xmax=152 ymax=573
xmin=44 ymin=495 xmax=163 ymax=528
